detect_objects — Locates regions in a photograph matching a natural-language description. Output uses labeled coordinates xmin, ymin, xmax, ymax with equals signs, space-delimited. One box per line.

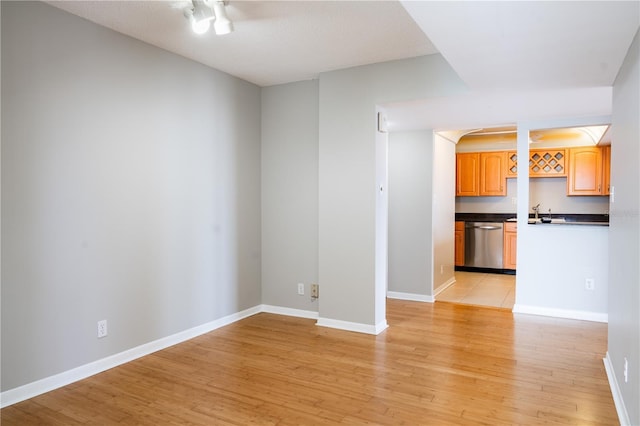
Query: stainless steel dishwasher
xmin=464 ymin=222 xmax=504 ymax=269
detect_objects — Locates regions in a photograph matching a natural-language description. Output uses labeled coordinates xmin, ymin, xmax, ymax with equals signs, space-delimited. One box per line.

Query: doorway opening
xmin=437 ymin=271 xmax=515 ymax=309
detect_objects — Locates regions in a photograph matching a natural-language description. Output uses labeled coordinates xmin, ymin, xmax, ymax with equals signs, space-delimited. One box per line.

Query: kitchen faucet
xmin=532 ymin=203 xmax=540 ymax=219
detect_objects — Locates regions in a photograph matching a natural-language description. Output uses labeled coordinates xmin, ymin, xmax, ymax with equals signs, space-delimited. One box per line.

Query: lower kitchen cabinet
xmin=454 ymin=221 xmax=465 ymax=266
xmin=503 ymin=222 xmax=517 ymax=270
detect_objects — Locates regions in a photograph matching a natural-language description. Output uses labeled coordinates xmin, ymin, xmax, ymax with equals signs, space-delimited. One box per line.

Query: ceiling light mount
xmin=184 ymin=0 xmax=233 ymax=36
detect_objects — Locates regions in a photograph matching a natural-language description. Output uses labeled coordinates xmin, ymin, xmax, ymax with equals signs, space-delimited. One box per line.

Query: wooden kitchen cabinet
xmin=456 ymin=152 xmax=506 ymax=196
xmin=503 ymin=222 xmax=517 ymax=270
xmin=529 ymin=149 xmax=567 ymax=177
xmin=480 ymin=151 xmax=507 ymax=196
xmin=505 ymin=149 xmax=566 ymax=177
xmin=506 ymin=151 xmax=518 ymax=177
xmin=456 ymin=153 xmax=480 ymax=196
xmin=602 ymin=145 xmax=611 ymax=195
xmin=454 ymin=221 xmax=465 ymax=266
xmin=567 ymin=146 xmax=604 ymax=195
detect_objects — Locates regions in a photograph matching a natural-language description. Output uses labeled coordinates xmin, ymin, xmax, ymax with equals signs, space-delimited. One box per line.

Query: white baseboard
xmin=316 ymin=317 xmax=388 ymax=335
xmin=0 ymin=305 xmax=262 ymax=408
xmin=1 ymin=303 xmax=393 ymax=408
xmin=387 ymin=291 xmax=434 ymax=303
xmin=261 ymin=304 xmax=318 ymax=319
xmin=603 ymin=351 xmax=631 ymax=425
xmin=512 ymin=304 xmax=608 ymax=323
xmin=434 ymin=276 xmax=456 ymax=296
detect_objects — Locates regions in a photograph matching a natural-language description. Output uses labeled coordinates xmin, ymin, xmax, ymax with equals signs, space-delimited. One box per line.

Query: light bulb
xmin=185 ymin=1 xmax=215 ymax=35
xmin=191 ymin=17 xmax=211 ymax=34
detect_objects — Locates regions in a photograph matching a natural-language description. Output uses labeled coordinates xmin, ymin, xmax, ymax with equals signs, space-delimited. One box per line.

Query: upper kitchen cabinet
xmin=602 ymin=145 xmax=611 ymax=196
xmin=455 ymin=124 xmax=611 ymax=198
xmin=456 ymin=153 xmax=480 ymax=196
xmin=480 ymin=151 xmax=507 ymax=195
xmin=567 ymin=146 xmax=606 ymax=196
xmin=506 ymin=149 xmax=567 ymax=178
xmin=529 ymin=149 xmax=567 ymax=177
xmin=456 ymin=152 xmax=506 ymax=196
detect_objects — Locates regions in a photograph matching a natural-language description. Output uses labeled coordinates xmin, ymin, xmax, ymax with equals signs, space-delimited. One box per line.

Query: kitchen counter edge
xmin=455 ymin=213 xmax=609 ymax=226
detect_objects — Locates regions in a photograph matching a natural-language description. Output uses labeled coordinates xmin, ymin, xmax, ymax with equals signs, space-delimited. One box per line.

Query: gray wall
xmin=388 ymin=131 xmax=433 ymax=297
xmin=318 ymin=55 xmax=467 ymax=328
xmin=1 ymin=2 xmax=262 ymax=391
xmin=261 ymin=80 xmax=319 ymax=311
xmin=609 ymin=28 xmax=640 ymax=425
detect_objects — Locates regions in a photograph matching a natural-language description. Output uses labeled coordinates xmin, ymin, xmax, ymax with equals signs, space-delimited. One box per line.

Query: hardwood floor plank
xmin=1 ymin=300 xmax=618 ymax=425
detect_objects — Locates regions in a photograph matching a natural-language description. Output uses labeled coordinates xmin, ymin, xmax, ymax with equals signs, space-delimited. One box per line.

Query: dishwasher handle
xmin=470 ymin=225 xmax=502 ymax=230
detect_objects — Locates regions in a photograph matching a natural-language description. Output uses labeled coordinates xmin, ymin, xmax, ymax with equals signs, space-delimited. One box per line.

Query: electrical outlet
xmin=297 ymin=283 xmax=304 ymax=295
xmin=585 ymin=278 xmax=595 ymax=290
xmin=624 ymin=357 xmax=629 ymax=383
xmin=511 ymin=197 xmax=517 ymax=206
xmin=97 ymin=320 xmax=108 ymax=338
xmin=311 ymin=284 xmax=319 ymax=299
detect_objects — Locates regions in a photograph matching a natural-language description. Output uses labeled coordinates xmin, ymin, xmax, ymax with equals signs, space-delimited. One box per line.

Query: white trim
xmin=512 ymin=304 xmax=608 ymax=323
xmin=603 ymin=351 xmax=631 ymax=425
xmin=0 ymin=305 xmax=262 ymax=408
xmin=387 ymin=291 xmax=434 ymax=303
xmin=261 ymin=304 xmax=318 ymax=319
xmin=374 ymin=320 xmax=389 ymax=334
xmin=316 ymin=317 xmax=388 ymax=335
xmin=1 ymin=304 xmax=394 ymax=408
xmin=434 ymin=276 xmax=456 ymax=296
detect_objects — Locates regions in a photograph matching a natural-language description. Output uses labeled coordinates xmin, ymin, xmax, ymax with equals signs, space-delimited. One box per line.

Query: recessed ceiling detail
xmin=457 ymin=125 xmax=611 ymax=147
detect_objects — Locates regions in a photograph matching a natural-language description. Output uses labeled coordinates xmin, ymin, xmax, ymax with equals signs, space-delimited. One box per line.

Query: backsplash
xmin=455 ymin=178 xmax=610 ymax=214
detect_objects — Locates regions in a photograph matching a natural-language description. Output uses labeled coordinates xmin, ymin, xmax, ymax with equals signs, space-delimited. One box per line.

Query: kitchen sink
xmin=528 ymin=218 xmax=566 ymax=224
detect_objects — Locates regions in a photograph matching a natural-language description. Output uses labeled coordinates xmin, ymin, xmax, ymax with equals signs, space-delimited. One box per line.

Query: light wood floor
xmin=437 ymin=271 xmax=516 ymax=309
xmin=2 ymin=300 xmax=617 ymax=425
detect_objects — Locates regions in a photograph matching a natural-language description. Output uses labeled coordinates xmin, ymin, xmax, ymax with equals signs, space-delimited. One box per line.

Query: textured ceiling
xmin=46 ymin=0 xmax=439 ymax=87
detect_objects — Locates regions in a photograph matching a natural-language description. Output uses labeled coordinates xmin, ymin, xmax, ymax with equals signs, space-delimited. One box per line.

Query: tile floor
xmin=436 ymin=271 xmax=516 ymax=310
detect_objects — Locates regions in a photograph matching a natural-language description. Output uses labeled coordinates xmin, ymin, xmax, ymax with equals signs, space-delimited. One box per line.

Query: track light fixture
xmin=184 ymin=0 xmax=233 ymax=36
xmin=212 ymin=1 xmax=233 ymax=35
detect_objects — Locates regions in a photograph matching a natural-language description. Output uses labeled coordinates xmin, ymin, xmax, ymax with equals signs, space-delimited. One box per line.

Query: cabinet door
xmin=567 ymin=147 xmax=603 ymax=195
xmin=503 ymin=222 xmax=517 ymax=270
xmin=480 ymin=152 xmax=506 ymax=196
xmin=454 ymin=222 xmax=465 ymax=266
xmin=602 ymin=145 xmax=611 ymax=196
xmin=456 ymin=153 xmax=479 ymax=196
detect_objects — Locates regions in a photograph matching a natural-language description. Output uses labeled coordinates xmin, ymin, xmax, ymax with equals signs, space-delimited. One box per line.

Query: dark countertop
xmin=455 ymin=212 xmax=609 ymax=226
xmin=455 ymin=213 xmax=516 ymax=222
